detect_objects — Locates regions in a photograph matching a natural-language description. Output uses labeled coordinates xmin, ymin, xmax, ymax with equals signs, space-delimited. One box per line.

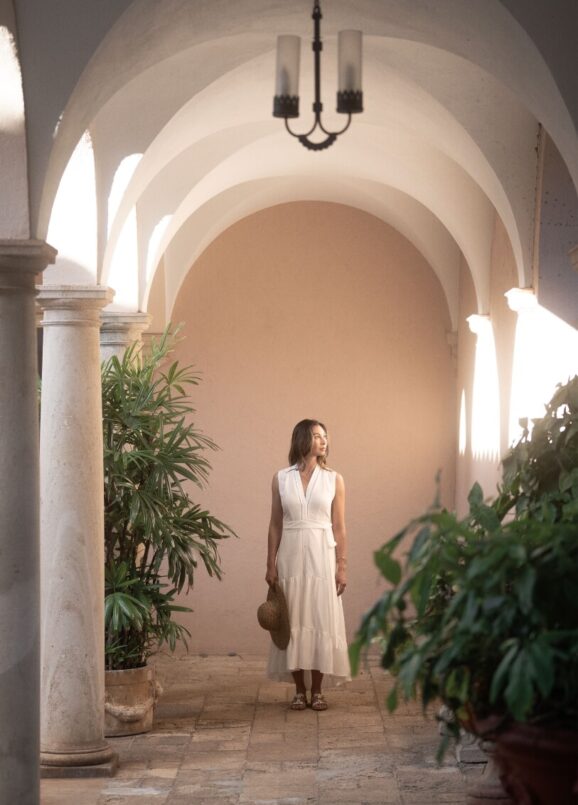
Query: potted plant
xmin=102 ymin=328 xmax=234 ymax=735
xmin=350 ymin=376 xmax=578 ymax=804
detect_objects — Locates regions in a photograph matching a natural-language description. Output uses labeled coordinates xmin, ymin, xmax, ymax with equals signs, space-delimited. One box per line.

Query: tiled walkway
xmin=41 ymin=654 xmax=480 ymax=804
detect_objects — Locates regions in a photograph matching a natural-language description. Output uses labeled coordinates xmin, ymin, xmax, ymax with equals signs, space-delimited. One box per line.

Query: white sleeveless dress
xmin=267 ymin=464 xmax=351 ymax=687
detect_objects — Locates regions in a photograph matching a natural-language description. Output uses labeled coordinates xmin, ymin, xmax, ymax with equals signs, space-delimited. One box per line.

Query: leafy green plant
xmin=103 ymin=328 xmax=235 ymax=670
xmin=498 ymin=375 xmax=578 ymax=521
xmin=350 ymin=376 xmax=578 ymax=758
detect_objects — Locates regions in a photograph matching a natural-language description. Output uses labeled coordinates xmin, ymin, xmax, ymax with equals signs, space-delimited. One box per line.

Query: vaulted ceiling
xmin=10 ymin=0 xmax=577 ymax=325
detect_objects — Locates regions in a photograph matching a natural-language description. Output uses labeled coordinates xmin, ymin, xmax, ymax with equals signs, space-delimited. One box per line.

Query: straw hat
xmin=257 ymin=583 xmax=290 ymax=650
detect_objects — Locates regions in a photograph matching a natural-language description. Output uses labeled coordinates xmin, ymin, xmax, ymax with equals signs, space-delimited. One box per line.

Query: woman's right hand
xmin=265 ymin=565 xmax=278 ymax=587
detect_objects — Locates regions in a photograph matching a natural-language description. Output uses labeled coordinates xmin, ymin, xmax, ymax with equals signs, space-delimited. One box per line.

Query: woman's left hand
xmin=335 ymin=568 xmax=347 ymax=597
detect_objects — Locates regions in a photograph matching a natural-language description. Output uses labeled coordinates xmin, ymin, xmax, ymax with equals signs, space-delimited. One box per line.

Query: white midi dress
xmin=267 ymin=464 xmax=351 ymax=687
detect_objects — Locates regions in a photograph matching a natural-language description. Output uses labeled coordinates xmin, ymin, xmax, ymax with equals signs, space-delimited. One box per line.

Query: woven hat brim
xmin=259 ymin=583 xmax=290 ymax=650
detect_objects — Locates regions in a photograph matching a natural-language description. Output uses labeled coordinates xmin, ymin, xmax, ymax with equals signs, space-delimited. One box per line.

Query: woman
xmin=265 ymin=419 xmax=350 ymax=710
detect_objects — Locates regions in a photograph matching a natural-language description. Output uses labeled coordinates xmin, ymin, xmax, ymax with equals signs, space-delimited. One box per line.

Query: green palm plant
xmin=103 ymin=328 xmax=234 ymax=670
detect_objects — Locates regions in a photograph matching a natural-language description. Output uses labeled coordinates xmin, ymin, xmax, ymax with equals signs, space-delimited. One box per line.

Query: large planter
xmin=104 ymin=665 xmax=160 ymax=737
xmin=493 ymin=723 xmax=578 ymax=805
xmin=466 ymin=740 xmax=513 ymax=805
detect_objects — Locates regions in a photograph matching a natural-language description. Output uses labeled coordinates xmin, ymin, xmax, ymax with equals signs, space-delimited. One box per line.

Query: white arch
xmin=107 ymin=153 xmax=142 ymax=234
xmin=137 ymin=124 xmax=494 ymax=315
xmin=45 ymin=131 xmax=98 ymax=284
xmin=0 ymin=20 xmax=29 ymax=238
xmin=143 ymin=177 xmax=460 ymax=329
xmin=106 ymin=206 xmax=138 ymax=310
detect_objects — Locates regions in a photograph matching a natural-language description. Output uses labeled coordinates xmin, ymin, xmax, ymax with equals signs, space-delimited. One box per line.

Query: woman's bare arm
xmin=332 ymin=473 xmax=347 ymax=596
xmin=266 ymin=474 xmax=283 ymax=586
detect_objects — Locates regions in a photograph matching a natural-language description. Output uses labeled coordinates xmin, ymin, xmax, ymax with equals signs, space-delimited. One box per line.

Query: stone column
xmin=0 ymin=240 xmax=56 ymax=805
xmin=38 ymin=285 xmax=116 ymax=776
xmin=100 ymin=311 xmax=151 ymax=361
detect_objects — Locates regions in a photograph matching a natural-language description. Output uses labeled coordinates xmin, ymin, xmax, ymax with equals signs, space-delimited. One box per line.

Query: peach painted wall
xmin=168 ymin=201 xmax=456 ymax=654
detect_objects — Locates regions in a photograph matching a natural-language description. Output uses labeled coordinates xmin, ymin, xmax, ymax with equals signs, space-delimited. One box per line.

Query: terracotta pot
xmin=493 ymin=723 xmax=578 ymax=805
xmin=104 ymin=665 xmax=161 ymax=737
xmin=466 ymin=740 xmax=513 ymax=805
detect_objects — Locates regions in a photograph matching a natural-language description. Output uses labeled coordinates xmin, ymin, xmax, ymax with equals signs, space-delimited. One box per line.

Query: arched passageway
xmin=1 ymin=0 xmax=576 ymax=799
xmin=168 ymin=201 xmax=457 ymax=651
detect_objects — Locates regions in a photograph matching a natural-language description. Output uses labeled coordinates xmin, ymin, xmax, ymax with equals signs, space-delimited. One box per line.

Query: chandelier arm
xmin=284 ymin=113 xmax=351 ymax=151
xmin=317 ymin=113 xmax=352 ymax=138
xmin=284 ymin=116 xmax=318 ymax=140
xmin=298 ymin=132 xmax=337 ymax=151
xmin=284 ymin=117 xmax=340 ymax=150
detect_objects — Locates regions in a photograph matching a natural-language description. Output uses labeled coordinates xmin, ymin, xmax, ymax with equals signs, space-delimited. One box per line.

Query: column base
xmin=40 ymin=744 xmax=118 ymax=778
xmin=40 ymin=754 xmax=118 ymax=779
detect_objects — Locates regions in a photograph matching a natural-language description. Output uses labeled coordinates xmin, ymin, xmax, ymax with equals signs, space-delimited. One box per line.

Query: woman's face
xmin=309 ymin=424 xmax=328 ymax=458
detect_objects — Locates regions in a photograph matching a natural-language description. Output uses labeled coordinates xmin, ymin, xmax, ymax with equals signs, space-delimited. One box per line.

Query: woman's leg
xmin=292 ymin=669 xmax=306 ymax=694
xmin=290 ymin=669 xmax=307 ymax=710
xmin=311 ymin=670 xmax=323 ymax=695
xmin=310 ymin=670 xmax=328 ymax=710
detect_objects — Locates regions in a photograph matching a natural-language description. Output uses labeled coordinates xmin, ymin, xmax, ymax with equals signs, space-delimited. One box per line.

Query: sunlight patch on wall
xmin=108 ymin=154 xmax=142 ymax=235
xmin=47 ymin=131 xmax=97 ymax=280
xmin=107 ymin=207 xmax=138 ymax=310
xmin=467 ymin=314 xmax=500 ymax=461
xmin=458 ymin=388 xmax=467 ymax=456
xmin=0 ymin=26 xmax=24 ymax=131
xmin=506 ymin=288 xmax=578 ymax=444
xmin=146 ymin=215 xmax=172 ymax=281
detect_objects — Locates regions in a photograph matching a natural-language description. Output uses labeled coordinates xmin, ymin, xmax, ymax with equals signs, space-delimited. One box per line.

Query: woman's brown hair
xmin=288 ymin=419 xmax=328 ymax=468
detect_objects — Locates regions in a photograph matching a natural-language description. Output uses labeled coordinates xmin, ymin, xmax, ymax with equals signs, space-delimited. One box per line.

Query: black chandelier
xmin=273 ymin=1 xmax=363 ymax=151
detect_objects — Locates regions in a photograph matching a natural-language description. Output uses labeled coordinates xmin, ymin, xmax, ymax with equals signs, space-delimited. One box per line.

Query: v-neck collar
xmin=295 ymin=463 xmax=319 ymax=502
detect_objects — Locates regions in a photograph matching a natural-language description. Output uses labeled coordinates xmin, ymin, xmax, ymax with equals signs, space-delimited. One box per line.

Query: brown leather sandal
xmin=311 ymin=693 xmax=328 ymax=711
xmin=290 ymin=692 xmax=308 ymax=710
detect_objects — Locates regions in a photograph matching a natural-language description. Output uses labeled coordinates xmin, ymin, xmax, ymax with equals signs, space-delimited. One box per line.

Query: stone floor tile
xmin=396 ymin=765 xmax=467 ymax=803
xmin=318 ymin=775 xmax=401 ymax=803
xmin=243 ymin=760 xmax=285 ymax=773
xmin=180 ymin=749 xmax=247 ymax=771
xmin=240 ymin=766 xmax=317 ymax=803
xmin=99 ymin=799 xmax=169 ymax=805
xmin=172 ymin=769 xmax=243 ymax=798
xmin=249 ymin=730 xmax=286 ymax=744
xmin=41 ymin=778 xmax=106 ymax=805
xmin=246 ymin=742 xmax=319 ymax=762
xmin=166 ymin=797 xmax=239 ymax=805
xmin=193 ymin=725 xmax=251 ymax=741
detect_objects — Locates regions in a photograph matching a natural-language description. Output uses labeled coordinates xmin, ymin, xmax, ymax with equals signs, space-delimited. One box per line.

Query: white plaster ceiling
xmin=31 ymin=0 xmax=578 ymax=324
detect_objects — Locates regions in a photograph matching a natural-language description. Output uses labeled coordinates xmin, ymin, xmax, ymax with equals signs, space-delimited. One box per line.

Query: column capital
xmin=466 ymin=313 xmax=491 ymax=335
xmin=0 ymin=239 xmax=57 ymax=273
xmin=101 ymin=311 xmax=151 ymax=337
xmin=100 ymin=311 xmax=152 ymax=360
xmin=37 ymin=285 xmax=114 ymax=328
xmin=504 ymin=287 xmax=537 ymax=313
xmin=0 ymin=240 xmax=57 ymax=293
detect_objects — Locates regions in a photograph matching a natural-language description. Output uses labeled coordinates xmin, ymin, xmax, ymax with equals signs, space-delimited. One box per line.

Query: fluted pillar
xmin=38 ymin=285 xmax=116 ymax=775
xmin=0 ymin=240 xmax=56 ymax=805
xmin=100 ymin=311 xmax=151 ymax=361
